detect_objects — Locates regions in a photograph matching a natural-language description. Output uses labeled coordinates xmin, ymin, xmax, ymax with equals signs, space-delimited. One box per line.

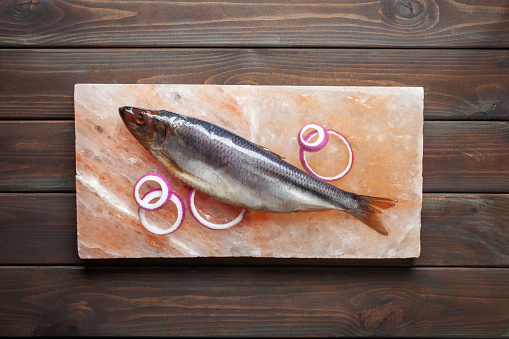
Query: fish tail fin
xmin=351 ymin=194 xmax=397 ymax=236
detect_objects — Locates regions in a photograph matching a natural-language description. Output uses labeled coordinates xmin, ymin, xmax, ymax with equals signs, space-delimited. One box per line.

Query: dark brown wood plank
xmin=0 ymin=121 xmax=75 ymax=192
xmin=0 ymin=193 xmax=79 ymax=264
xmin=0 ymin=0 xmax=508 ymax=48
xmin=424 ymin=121 xmax=509 ymax=193
xmin=1 ymin=121 xmax=508 ymax=193
xmin=0 ymin=193 xmax=507 ymax=266
xmin=0 ymin=49 xmax=508 ymax=120
xmin=0 ymin=266 xmax=507 ymax=337
xmin=421 ymin=194 xmax=509 ymax=266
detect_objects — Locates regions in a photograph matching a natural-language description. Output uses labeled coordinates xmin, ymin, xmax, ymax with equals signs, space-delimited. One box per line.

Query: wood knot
xmin=361 ymin=302 xmax=406 ymax=331
xmin=396 ymin=1 xmax=424 ymax=18
xmin=351 ymin=288 xmax=420 ymax=333
xmin=4 ymin=0 xmax=43 ymax=20
xmin=379 ymin=0 xmax=438 ymax=30
xmin=16 ymin=0 xmax=41 ymax=12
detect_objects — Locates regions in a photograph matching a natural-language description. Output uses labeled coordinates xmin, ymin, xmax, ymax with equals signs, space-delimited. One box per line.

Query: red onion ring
xmin=133 ymin=173 xmax=172 ymax=211
xmin=299 ymin=129 xmax=353 ymax=182
xmin=138 ymin=188 xmax=185 ymax=235
xmin=298 ymin=123 xmax=329 ymax=152
xmin=188 ymin=188 xmax=247 ymax=230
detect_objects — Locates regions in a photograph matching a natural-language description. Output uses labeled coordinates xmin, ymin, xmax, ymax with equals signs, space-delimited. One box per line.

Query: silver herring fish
xmin=119 ymin=106 xmax=396 ymax=235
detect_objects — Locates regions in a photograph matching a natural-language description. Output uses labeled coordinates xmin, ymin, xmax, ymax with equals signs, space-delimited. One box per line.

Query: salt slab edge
xmin=75 ymin=84 xmax=423 ymax=259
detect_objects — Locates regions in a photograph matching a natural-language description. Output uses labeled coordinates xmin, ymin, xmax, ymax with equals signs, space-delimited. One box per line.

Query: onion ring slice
xmin=188 ymin=188 xmax=247 ymax=230
xmin=298 ymin=123 xmax=329 ymax=152
xmin=138 ymin=188 xmax=185 ymax=235
xmin=300 ymin=129 xmax=353 ymax=182
xmin=133 ymin=173 xmax=172 ymax=211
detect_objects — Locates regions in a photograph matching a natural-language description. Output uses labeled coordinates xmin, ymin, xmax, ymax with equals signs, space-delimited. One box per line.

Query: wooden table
xmin=0 ymin=0 xmax=508 ymax=337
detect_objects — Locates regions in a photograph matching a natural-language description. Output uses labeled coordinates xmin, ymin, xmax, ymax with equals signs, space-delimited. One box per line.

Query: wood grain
xmin=0 ymin=121 xmax=75 ymax=192
xmin=1 ymin=121 xmax=508 ymax=193
xmin=0 ymin=266 xmax=507 ymax=337
xmin=0 ymin=193 xmax=78 ymax=264
xmin=0 ymin=0 xmax=507 ymax=48
xmin=1 ymin=1 xmax=507 ymax=338
xmin=1 ymin=49 xmax=507 ymax=120
xmin=0 ymin=193 xmax=507 ymax=266
xmin=424 ymin=121 xmax=509 ymax=193
xmin=421 ymin=194 xmax=509 ymax=266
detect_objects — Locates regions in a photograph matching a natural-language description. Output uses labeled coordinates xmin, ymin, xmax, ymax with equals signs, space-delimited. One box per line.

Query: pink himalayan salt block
xmin=75 ymin=84 xmax=423 ymax=259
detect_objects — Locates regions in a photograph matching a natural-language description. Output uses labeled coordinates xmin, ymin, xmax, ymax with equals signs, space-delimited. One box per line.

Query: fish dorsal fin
xmin=256 ymin=144 xmax=285 ymax=160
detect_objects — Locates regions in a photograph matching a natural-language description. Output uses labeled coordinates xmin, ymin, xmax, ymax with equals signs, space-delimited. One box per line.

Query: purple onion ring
xmin=138 ymin=188 xmax=185 ymax=235
xmin=188 ymin=188 xmax=247 ymax=230
xmin=298 ymin=123 xmax=329 ymax=152
xmin=299 ymin=129 xmax=353 ymax=182
xmin=133 ymin=173 xmax=172 ymax=211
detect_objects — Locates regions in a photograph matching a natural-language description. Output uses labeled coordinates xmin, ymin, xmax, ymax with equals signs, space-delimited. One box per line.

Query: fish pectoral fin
xmin=150 ymin=149 xmax=185 ymax=175
xmin=256 ymin=144 xmax=285 ymax=160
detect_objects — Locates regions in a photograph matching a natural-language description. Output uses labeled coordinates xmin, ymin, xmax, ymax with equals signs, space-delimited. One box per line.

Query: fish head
xmin=119 ymin=106 xmax=168 ymax=149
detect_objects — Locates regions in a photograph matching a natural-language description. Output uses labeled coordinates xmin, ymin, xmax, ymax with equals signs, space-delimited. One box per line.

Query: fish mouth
xmin=119 ymin=106 xmax=147 ymax=134
xmin=119 ymin=106 xmax=135 ymax=119
xmin=119 ymin=106 xmax=147 ymax=126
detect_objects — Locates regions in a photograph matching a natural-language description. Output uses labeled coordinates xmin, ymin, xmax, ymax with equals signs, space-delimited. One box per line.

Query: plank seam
xmin=0 ymin=265 xmax=507 ymax=269
xmin=1 ymin=45 xmax=508 ymax=50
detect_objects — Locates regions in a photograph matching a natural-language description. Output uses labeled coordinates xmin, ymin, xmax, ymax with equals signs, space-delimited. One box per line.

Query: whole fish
xmin=119 ymin=106 xmax=396 ymax=235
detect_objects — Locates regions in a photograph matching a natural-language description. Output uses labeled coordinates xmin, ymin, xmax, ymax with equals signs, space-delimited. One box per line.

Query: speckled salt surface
xmin=75 ymin=84 xmax=423 ymax=259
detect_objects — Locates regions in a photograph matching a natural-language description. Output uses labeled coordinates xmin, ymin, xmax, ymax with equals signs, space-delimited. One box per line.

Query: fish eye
xmin=135 ymin=112 xmax=145 ymax=125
